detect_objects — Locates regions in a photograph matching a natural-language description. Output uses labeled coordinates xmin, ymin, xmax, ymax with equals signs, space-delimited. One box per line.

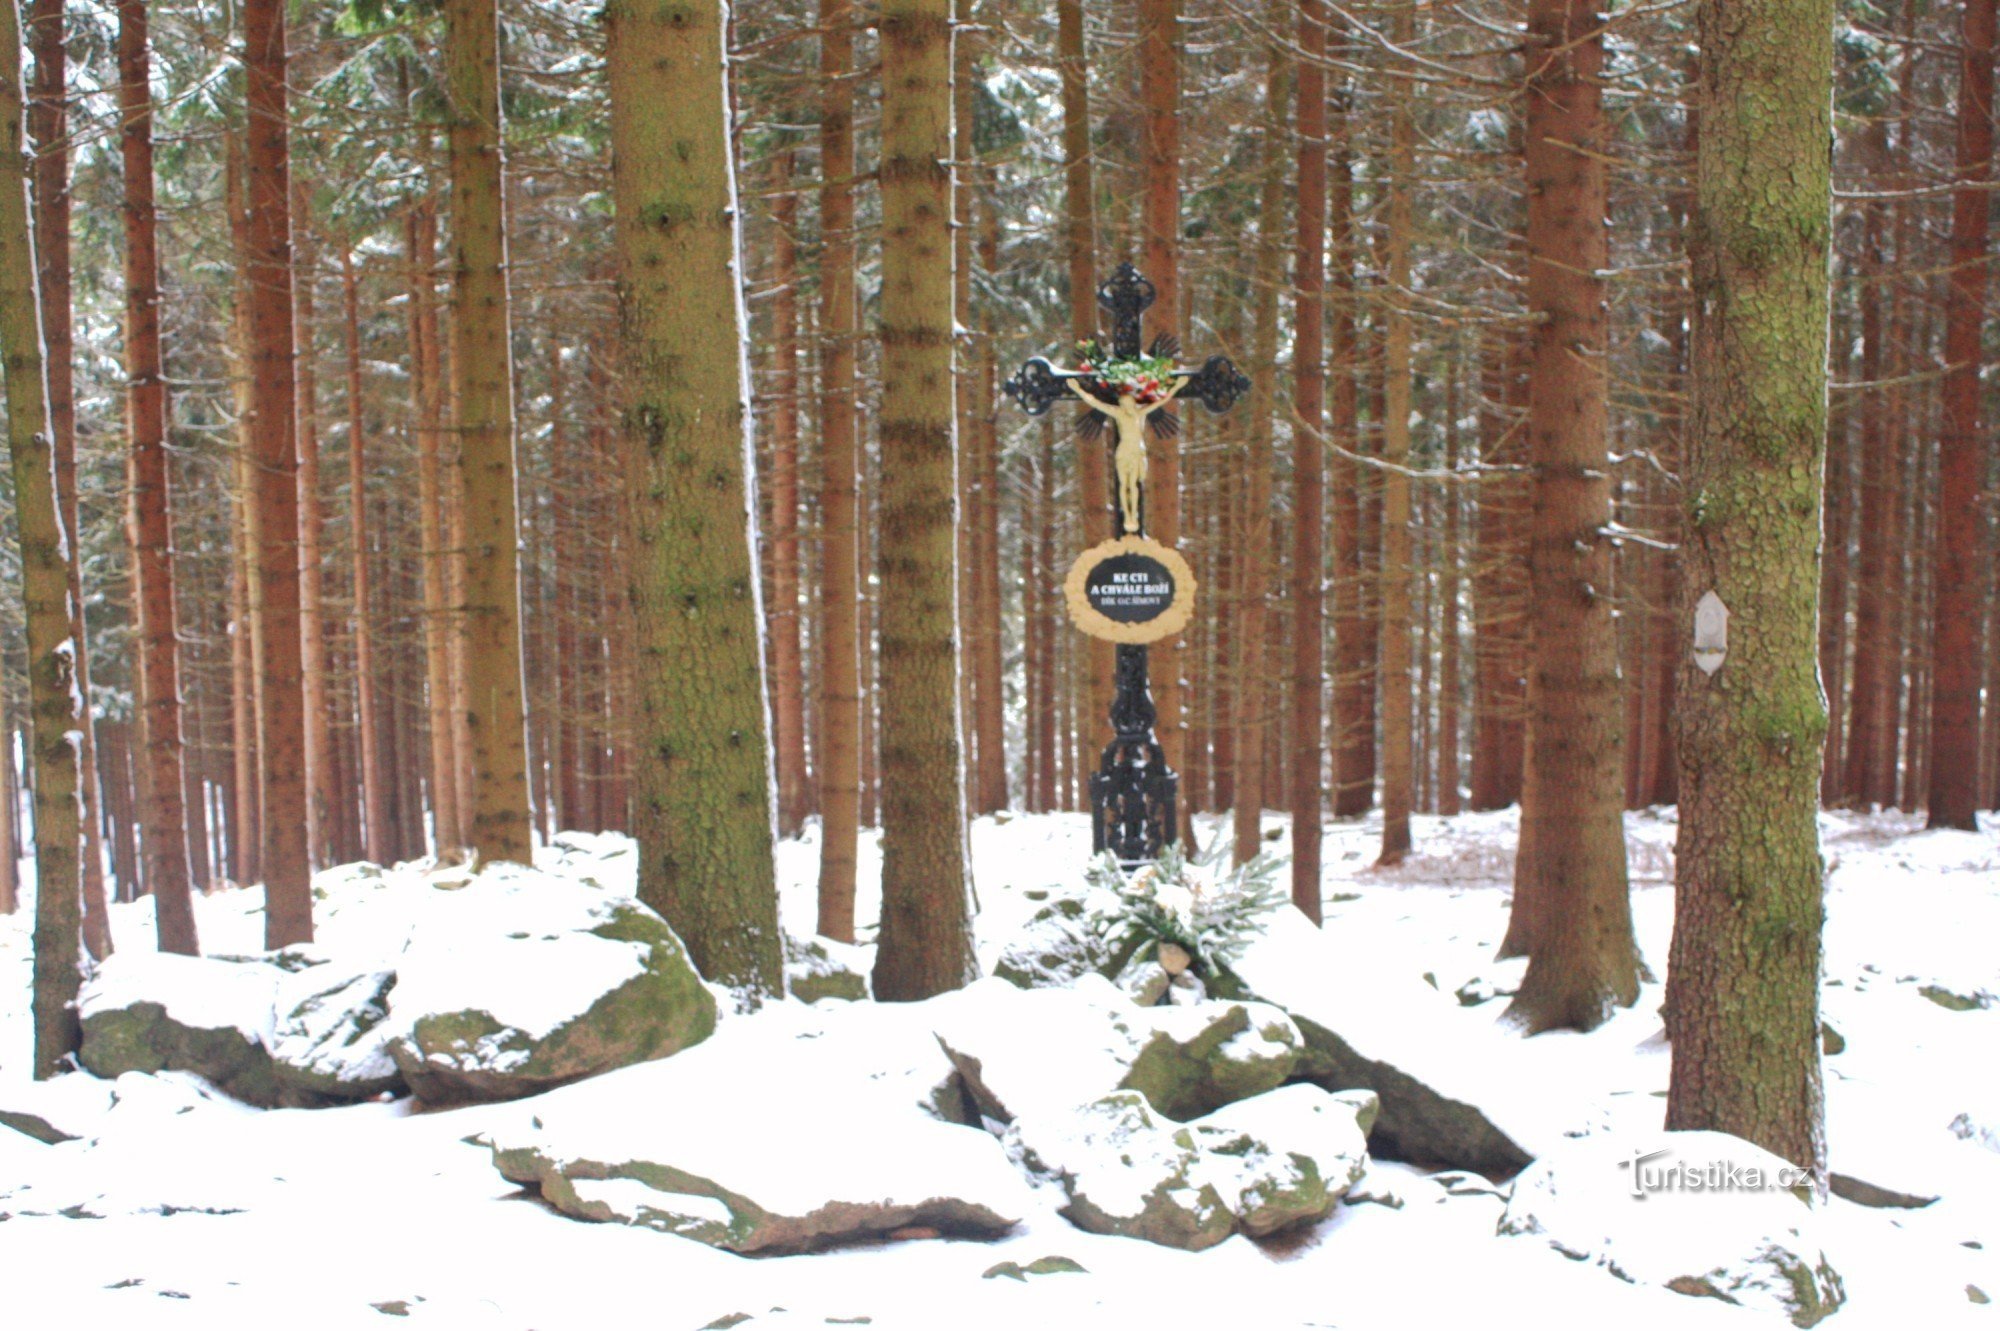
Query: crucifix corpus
xmin=1004 ymin=263 xmax=1251 ymax=868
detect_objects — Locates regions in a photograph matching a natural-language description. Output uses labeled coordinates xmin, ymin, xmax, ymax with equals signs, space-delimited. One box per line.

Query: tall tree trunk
xmin=245 ymin=0 xmax=312 ymax=947
xmin=3 ymin=0 xmax=85 ymax=1075
xmin=0 ymin=689 xmax=17 ymax=916
xmin=29 ymin=0 xmax=109 ymax=959
xmin=1438 ymin=348 xmax=1462 ymax=816
xmin=608 ymin=0 xmax=782 ymax=999
xmin=971 ymin=185 xmax=1008 ymax=813
xmin=118 ymin=0 xmax=197 ymax=952
xmin=768 ymin=164 xmax=809 ymax=837
xmin=343 ymin=248 xmax=389 ymax=862
xmin=1376 ymin=2 xmax=1417 ymax=863
xmin=1290 ymin=0 xmax=1327 ymax=914
xmin=815 ymin=0 xmax=861 ymax=941
xmin=873 ymin=0 xmax=975 ymax=1000
xmin=407 ymin=198 xmax=461 ymax=856
xmin=1502 ymin=0 xmax=1640 ymax=1032
xmin=1665 ymin=0 xmax=1833 ymax=1186
xmin=1138 ymin=0 xmax=1188 ymax=836
xmin=1234 ymin=49 xmax=1290 ymax=866
xmin=1928 ymin=0 xmax=1996 ymax=830
xmin=292 ymin=190 xmax=335 ymax=866
xmin=443 ymin=0 xmax=534 ymax=865
xmin=1328 ymin=78 xmax=1370 ymax=820
xmin=1059 ymin=0 xmax=1110 ymax=768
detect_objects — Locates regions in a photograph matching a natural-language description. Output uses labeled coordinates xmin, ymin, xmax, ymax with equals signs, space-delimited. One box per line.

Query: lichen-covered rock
xmin=785 ymin=934 xmax=870 ymax=1004
xmin=1498 ymin=1131 xmax=1846 ymax=1327
xmin=934 ymin=975 xmax=1300 ymax=1125
xmin=1006 ymin=1084 xmax=1370 ymax=1250
xmin=78 ymin=953 xmax=297 ymax=1107
xmin=268 ymin=960 xmax=402 ymax=1101
xmin=389 ymin=889 xmax=715 ymax=1106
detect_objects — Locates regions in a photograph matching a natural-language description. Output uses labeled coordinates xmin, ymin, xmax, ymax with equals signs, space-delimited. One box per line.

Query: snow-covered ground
xmin=2 ymin=806 xmax=1996 ymax=1329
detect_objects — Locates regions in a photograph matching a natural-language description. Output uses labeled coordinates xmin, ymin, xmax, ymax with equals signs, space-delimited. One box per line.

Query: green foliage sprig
xmin=1087 ymin=843 xmax=1285 ymax=977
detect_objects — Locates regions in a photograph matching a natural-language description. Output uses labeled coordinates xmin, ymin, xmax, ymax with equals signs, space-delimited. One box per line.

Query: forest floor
xmin=2 ymin=805 xmax=1996 ymax=1330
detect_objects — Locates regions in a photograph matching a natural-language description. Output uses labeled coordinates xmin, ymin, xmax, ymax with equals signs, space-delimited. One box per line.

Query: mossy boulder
xmin=934 ymin=975 xmax=1300 ymax=1127
xmin=78 ymin=953 xmax=302 ymax=1107
xmin=389 ymin=899 xmax=715 ymax=1106
xmin=991 ymin=894 xmax=1146 ymax=990
xmin=1006 ymin=1084 xmax=1370 ymax=1250
xmin=785 ymin=934 xmax=870 ymax=1004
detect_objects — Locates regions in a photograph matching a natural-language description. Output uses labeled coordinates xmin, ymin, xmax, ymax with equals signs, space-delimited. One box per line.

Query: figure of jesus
xmin=1067 ymin=377 xmax=1188 ymax=535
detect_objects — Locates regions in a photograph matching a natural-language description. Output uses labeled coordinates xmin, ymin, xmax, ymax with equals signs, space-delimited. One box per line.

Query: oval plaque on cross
xmin=1064 ymin=536 xmax=1197 ymax=644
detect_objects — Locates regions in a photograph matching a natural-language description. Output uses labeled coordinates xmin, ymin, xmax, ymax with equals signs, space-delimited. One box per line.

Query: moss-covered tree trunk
xmin=443 ymin=0 xmax=534 ymax=866
xmin=814 ymin=0 xmax=861 ymax=943
xmin=1502 ymin=0 xmax=1640 ymax=1033
xmin=244 ymin=0 xmax=312 ymax=948
xmin=1665 ymin=0 xmax=1835 ymax=1186
xmin=1928 ymin=0 xmax=1996 ymax=830
xmin=2 ymin=0 xmax=84 ymax=1076
xmin=607 ymin=0 xmax=782 ymax=1000
xmin=872 ymin=0 xmax=976 ymax=1000
xmin=117 ymin=0 xmax=197 ymax=954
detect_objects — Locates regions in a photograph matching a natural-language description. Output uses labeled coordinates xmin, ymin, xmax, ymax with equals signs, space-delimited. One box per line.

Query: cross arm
xmin=1002 ymin=356 xmax=1087 ymax=416
xmin=1175 ymin=355 xmax=1253 ymax=414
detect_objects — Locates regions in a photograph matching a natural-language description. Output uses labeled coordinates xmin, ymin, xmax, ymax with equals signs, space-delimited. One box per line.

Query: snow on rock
xmin=1007 ymin=1083 xmax=1372 ymax=1250
xmin=267 ymin=958 xmax=402 ymax=1101
xmin=1221 ymin=904 xmax=1537 ymax=1177
xmin=77 ymin=952 xmax=296 ymax=1107
xmin=784 ymin=933 xmax=870 ymax=1003
xmin=485 ymin=996 xmax=1033 ymax=1253
xmin=386 ymin=867 xmax=716 ymax=1106
xmin=933 ymin=974 xmax=1301 ymax=1124
xmin=0 ymin=1072 xmax=116 ymax=1143
xmin=1498 ymin=1130 xmax=1846 ymax=1326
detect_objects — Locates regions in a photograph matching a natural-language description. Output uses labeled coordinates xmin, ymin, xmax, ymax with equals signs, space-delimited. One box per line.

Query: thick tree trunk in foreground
xmin=29 ymin=0 xmax=109 ymax=958
xmin=444 ymin=0 xmax=534 ymax=866
xmin=872 ymin=0 xmax=976 ymax=1001
xmin=1503 ymin=0 xmax=1640 ymax=1033
xmin=118 ymin=0 xmax=197 ymax=953
xmin=244 ymin=0 xmax=312 ymax=947
xmin=608 ymin=0 xmax=782 ymax=1000
xmin=3 ymin=0 xmax=85 ymax=1076
xmin=815 ymin=0 xmax=861 ymax=942
xmin=1666 ymin=0 xmax=1833 ymax=1187
xmin=1928 ymin=0 xmax=1997 ymax=830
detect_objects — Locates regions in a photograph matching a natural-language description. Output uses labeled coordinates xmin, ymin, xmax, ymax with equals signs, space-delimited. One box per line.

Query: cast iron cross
xmin=1002 ymin=263 xmax=1250 ymax=867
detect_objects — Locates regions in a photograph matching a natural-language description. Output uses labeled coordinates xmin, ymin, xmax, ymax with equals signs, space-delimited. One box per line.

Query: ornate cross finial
xmin=1098 ymin=262 xmax=1156 ymax=358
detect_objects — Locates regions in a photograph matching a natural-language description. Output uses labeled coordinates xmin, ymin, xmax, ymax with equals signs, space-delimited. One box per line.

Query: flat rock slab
xmin=485 ymin=998 xmax=1035 ymax=1254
